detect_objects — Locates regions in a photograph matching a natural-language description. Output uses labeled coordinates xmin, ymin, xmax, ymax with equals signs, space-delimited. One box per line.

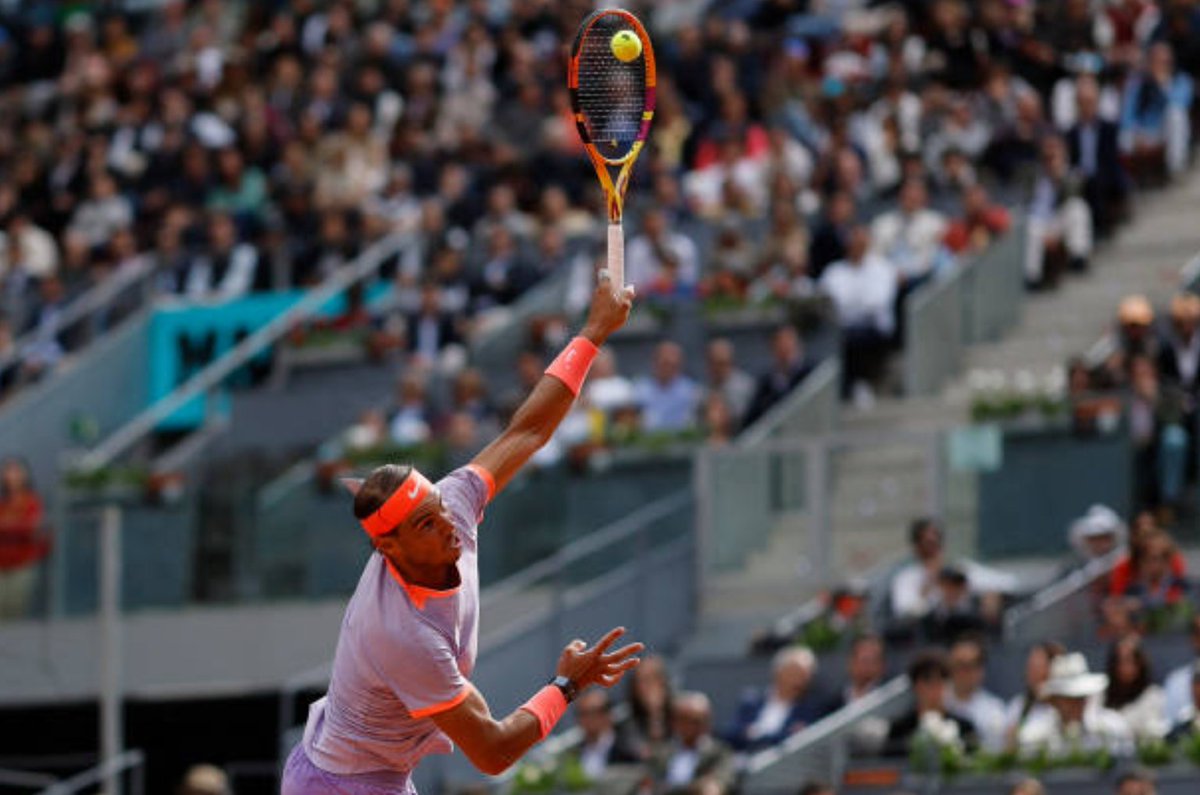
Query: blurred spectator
xmin=1120 ymin=42 xmax=1194 ymax=178
xmin=1166 ymin=661 xmax=1200 ymax=741
xmin=343 ymin=408 xmax=388 ymax=453
xmin=819 ymin=225 xmax=897 ymax=404
xmin=627 ymin=654 xmax=674 ymax=757
xmin=703 ymin=338 xmax=755 ymax=428
xmin=563 ymin=689 xmax=642 ymax=781
xmin=1115 ymin=770 xmax=1159 ymax=795
xmin=944 ymin=636 xmax=1008 ymax=751
xmin=921 ymin=566 xmax=991 ymax=643
xmin=627 ymin=209 xmax=700 ymax=297
xmin=827 ymin=634 xmax=887 ymax=713
xmin=67 ymin=173 xmax=133 ymax=248
xmin=586 ymin=349 xmax=636 ymax=416
xmin=1018 ymin=652 xmax=1133 ymax=755
xmin=808 ymin=191 xmax=856 ymax=279
xmin=724 ymin=646 xmax=824 ymax=752
xmin=700 ymin=394 xmax=737 ymax=447
xmin=406 ymin=284 xmax=464 ymax=368
xmin=870 ymin=178 xmax=950 ymax=293
xmin=942 ymin=184 xmax=1012 ymax=257
xmin=648 ymin=692 xmax=735 ymax=795
xmin=183 ymin=214 xmax=259 ymax=301
xmin=1157 ymin=293 xmax=1200 ymax=393
xmin=1164 ymin=616 xmax=1200 ymax=728
xmin=0 ymin=211 xmax=59 ymax=281
xmin=635 ymin=342 xmax=701 ymax=433
xmin=0 ymin=458 xmax=47 ymax=619
xmin=884 ymin=650 xmax=978 ymax=757
xmin=1067 ymin=504 xmax=1127 ymax=568
xmin=1025 ymin=135 xmax=1093 ymax=288
xmin=743 ymin=326 xmax=812 ymax=427
xmin=1126 ymin=354 xmax=1190 ymax=509
xmin=1004 ymin=642 xmax=1067 ymax=747
xmin=1010 ymin=779 xmax=1046 ymax=795
xmin=19 ymin=276 xmax=68 ymax=382
xmin=1104 ymin=635 xmax=1169 ymax=741
xmin=388 ymin=373 xmax=432 ymax=447
xmin=1117 ymin=528 xmax=1190 ymax=608
xmin=1067 ymin=74 xmax=1130 ymax=236
xmin=177 ymin=763 xmax=230 ymax=795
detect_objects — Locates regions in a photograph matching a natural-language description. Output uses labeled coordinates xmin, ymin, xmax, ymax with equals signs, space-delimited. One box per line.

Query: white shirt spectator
xmin=184 ymin=244 xmax=258 ymax=301
xmin=870 ymin=208 xmax=948 ymax=282
xmin=1164 ymin=662 xmax=1197 ymax=726
xmin=945 ymin=687 xmax=1009 ymax=752
xmin=1018 ymin=700 xmax=1133 ymax=756
xmin=890 ymin=559 xmax=1019 ymax=619
xmin=68 ymin=194 xmax=134 ymax=248
xmin=683 ymin=157 xmax=768 ymax=217
xmin=1117 ymin=685 xmax=1169 ymax=741
xmin=626 ymin=228 xmax=700 ymax=293
xmin=579 ymin=730 xmax=616 ymax=781
xmin=819 ymin=253 xmax=897 ymax=336
xmin=0 ymin=222 xmax=60 ymax=279
xmin=588 ymin=374 xmax=636 ymax=414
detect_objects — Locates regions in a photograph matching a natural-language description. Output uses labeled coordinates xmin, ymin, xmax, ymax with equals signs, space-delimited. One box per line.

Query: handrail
xmin=0 ymin=768 xmax=58 ymax=788
xmin=737 ymin=358 xmax=840 ymax=446
xmin=744 ymin=675 xmax=910 ymax=776
xmin=75 ymin=232 xmax=411 ymax=471
xmin=483 ymin=488 xmax=693 ymax=603
xmin=2 ymin=257 xmax=157 ymax=374
xmin=1003 ymin=548 xmax=1123 ymax=639
xmin=38 ymin=749 xmax=145 ymax=795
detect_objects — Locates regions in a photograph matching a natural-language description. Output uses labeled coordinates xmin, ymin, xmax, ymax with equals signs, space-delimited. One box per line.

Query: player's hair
xmin=353 ymin=464 xmax=414 ymax=522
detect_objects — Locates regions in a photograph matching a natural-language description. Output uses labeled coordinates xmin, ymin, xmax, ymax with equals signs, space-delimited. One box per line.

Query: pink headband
xmin=359 ymin=470 xmax=435 ymax=538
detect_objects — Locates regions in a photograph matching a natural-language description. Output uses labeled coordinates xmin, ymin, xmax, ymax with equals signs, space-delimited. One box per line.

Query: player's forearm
xmin=476 ymin=707 xmax=547 ymax=775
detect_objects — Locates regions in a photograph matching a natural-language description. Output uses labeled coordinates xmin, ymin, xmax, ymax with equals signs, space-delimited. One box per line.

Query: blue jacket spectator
xmin=724 ymin=646 xmax=826 ymax=752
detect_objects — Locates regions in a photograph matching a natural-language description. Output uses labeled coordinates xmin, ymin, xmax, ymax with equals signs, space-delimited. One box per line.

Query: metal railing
xmin=74 ymin=233 xmax=411 ymax=472
xmin=1003 ymin=548 xmax=1122 ymax=644
xmin=959 ymin=222 xmax=1027 ymax=345
xmin=742 ymin=676 xmax=911 ymax=793
xmin=739 ymin=358 xmax=840 ymax=445
xmin=36 ymin=749 xmax=145 ymax=795
xmin=905 ymin=266 xmax=966 ymax=397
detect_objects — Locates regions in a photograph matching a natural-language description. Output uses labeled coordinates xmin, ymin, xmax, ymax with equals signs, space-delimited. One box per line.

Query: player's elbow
xmin=472 ymin=750 xmax=518 ymax=777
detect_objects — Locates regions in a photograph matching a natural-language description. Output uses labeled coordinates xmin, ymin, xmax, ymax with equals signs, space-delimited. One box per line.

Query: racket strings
xmin=576 ymin=18 xmax=645 ymax=159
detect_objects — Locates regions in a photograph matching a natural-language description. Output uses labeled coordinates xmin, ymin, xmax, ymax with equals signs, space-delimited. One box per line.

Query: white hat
xmin=1068 ymin=504 xmax=1126 ymax=553
xmin=1041 ymin=653 xmax=1109 ymax=699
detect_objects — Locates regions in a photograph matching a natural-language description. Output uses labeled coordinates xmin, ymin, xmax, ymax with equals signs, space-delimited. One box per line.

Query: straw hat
xmin=1041 ymin=653 xmax=1108 ymax=699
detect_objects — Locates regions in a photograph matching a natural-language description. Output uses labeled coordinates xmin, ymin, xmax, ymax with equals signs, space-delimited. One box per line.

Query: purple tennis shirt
xmin=301 ymin=465 xmax=491 ymax=775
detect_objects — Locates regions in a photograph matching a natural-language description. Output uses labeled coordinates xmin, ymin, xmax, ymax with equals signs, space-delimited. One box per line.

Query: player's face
xmin=384 ymin=489 xmax=461 ymax=570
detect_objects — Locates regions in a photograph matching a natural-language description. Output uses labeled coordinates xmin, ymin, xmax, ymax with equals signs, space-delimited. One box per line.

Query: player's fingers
xmin=601 ymin=641 xmax=644 ymax=662
xmin=569 ymin=638 xmax=586 ymax=651
xmin=596 ymin=268 xmax=611 ymax=285
xmin=591 ymin=626 xmax=626 ymax=655
xmin=622 ymin=284 xmax=636 ymax=302
xmin=602 ymin=657 xmax=641 ymax=676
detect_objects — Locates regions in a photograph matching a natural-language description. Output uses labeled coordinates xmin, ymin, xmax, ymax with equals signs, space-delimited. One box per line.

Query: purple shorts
xmin=282 ymin=744 xmax=416 ymax=795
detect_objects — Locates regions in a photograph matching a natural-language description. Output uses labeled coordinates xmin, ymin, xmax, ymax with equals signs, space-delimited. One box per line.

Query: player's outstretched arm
xmin=470 ymin=273 xmax=634 ymax=495
xmin=431 ymin=627 xmax=642 ymax=776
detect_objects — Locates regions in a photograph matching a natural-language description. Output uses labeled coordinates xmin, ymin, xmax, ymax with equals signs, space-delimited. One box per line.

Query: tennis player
xmin=282 ymin=271 xmax=641 ymax=793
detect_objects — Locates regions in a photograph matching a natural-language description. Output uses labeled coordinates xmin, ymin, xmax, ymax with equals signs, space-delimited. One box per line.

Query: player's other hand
xmin=556 ymin=626 xmax=643 ymax=691
xmin=580 ymin=271 xmax=634 ymax=347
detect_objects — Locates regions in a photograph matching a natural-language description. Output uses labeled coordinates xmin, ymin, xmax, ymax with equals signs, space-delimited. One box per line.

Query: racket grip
xmin=607 ymin=223 xmax=624 ymax=289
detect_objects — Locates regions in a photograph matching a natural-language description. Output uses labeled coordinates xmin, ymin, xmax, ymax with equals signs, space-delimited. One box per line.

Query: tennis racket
xmin=569 ymin=8 xmax=656 ymax=289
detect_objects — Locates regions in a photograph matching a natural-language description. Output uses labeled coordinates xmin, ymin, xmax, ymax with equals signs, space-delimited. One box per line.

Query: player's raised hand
xmin=580 ymin=270 xmax=634 ymax=347
xmin=556 ymin=626 xmax=643 ymax=691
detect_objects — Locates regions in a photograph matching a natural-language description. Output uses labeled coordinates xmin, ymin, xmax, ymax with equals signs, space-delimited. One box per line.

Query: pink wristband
xmin=544 ymin=336 xmax=599 ymax=396
xmin=519 ymin=685 xmax=569 ymax=740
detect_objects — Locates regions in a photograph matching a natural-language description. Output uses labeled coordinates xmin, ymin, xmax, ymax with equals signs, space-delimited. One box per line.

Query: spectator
xmin=819 ymin=225 xmax=897 ymax=404
xmin=944 ymin=636 xmax=1008 ymax=751
xmin=182 ymin=213 xmax=259 ymax=301
xmin=563 ymin=689 xmax=642 ymax=781
xmin=1010 ymin=779 xmax=1046 ymax=795
xmin=884 ymin=650 xmax=978 ymax=757
xmin=1118 ymin=528 xmax=1190 ymax=608
xmin=1004 ymin=642 xmax=1067 ymax=748
xmin=921 ymin=566 xmax=991 ymax=643
xmin=343 ymin=408 xmax=388 ymax=452
xmin=1018 ymin=652 xmax=1133 ymax=755
xmin=388 ymin=373 xmax=432 ymax=447
xmin=703 ymin=338 xmax=755 ymax=428
xmin=1110 ymin=519 xmax=1188 ymax=600
xmin=1115 ymin=770 xmax=1159 ymax=795
xmin=627 ymin=654 xmax=674 ymax=757
xmin=700 ymin=394 xmax=737 ymax=447
xmin=725 ymin=646 xmax=824 ymax=752
xmin=1156 ymin=292 xmax=1200 ymax=393
xmin=626 ymin=209 xmax=700 ymax=297
xmin=1166 ymin=661 xmax=1200 ymax=741
xmin=0 ymin=458 xmax=47 ymax=619
xmin=1120 ymin=42 xmax=1194 ymax=178
xmin=870 ymin=178 xmax=950 ymax=293
xmin=808 ymin=191 xmax=856 ymax=279
xmin=1067 ymin=504 xmax=1127 ymax=567
xmin=649 ymin=692 xmax=735 ymax=795
xmin=942 ymin=184 xmax=1012 ymax=257
xmin=586 ymin=348 xmax=637 ymax=417
xmin=406 ymin=284 xmax=464 ymax=368
xmin=1025 ymin=134 xmax=1093 ymax=288
xmin=1105 ymin=635 xmax=1169 ymax=741
xmin=66 ymin=173 xmax=134 ymax=248
xmin=635 ymin=342 xmax=701 ymax=433
xmin=743 ymin=326 xmax=812 ymax=427
xmin=1126 ymin=354 xmax=1190 ymax=509
xmin=1067 ymin=74 xmax=1130 ymax=236
xmin=1163 ymin=616 xmax=1200 ymax=728
xmin=177 ymin=763 xmax=230 ymax=795
xmin=0 ymin=212 xmax=59 ymax=281
xmin=827 ymin=634 xmax=887 ymax=712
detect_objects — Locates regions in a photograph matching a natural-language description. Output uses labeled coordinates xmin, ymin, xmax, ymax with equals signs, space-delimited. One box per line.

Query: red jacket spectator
xmin=0 ymin=458 xmax=48 ymax=571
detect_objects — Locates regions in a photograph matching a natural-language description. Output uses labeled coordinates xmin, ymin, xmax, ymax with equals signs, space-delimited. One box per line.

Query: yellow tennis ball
xmin=611 ymin=30 xmax=642 ymax=62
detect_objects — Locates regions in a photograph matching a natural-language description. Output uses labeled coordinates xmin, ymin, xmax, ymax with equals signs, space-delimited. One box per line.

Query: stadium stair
xmin=696 ymin=167 xmax=1200 ymax=653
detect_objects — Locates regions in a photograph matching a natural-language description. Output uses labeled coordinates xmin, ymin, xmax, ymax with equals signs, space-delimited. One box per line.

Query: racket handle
xmin=607 ymin=223 xmax=624 ymax=289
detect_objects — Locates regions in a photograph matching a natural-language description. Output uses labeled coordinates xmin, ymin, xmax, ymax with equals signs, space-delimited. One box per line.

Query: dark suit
xmin=1066 ymin=118 xmax=1129 ymax=234
xmin=405 ymin=312 xmax=461 ymax=359
xmin=742 ymin=361 xmax=814 ymax=429
xmin=722 ymin=689 xmax=827 ymax=752
xmin=560 ymin=730 xmax=643 ymax=778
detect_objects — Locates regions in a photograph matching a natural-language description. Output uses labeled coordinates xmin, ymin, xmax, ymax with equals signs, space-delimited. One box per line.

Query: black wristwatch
xmin=549 ymin=675 xmax=579 ymax=703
